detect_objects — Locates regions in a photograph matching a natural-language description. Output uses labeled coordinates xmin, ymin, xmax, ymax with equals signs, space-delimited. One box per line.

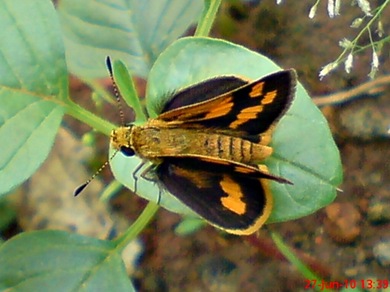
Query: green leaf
xmin=0 ymin=0 xmax=68 ymax=195
xmin=112 ymin=59 xmax=146 ymax=123
xmin=58 ymin=0 xmax=203 ymax=79
xmin=0 ymin=231 xmax=135 ymax=292
xmin=110 ymin=151 xmax=195 ymax=216
xmin=110 ymin=37 xmax=343 ymax=224
xmin=174 ymin=217 xmax=206 ymax=236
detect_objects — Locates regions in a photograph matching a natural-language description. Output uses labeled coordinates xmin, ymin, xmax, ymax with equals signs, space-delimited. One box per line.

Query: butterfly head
xmin=110 ymin=126 xmax=135 ymax=156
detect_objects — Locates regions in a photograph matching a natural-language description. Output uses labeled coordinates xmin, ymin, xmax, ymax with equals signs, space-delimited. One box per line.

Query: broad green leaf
xmin=58 ymin=0 xmax=203 ymax=78
xmin=111 ymin=37 xmax=343 ymax=223
xmin=0 ymin=230 xmax=134 ymax=292
xmin=0 ymin=0 xmax=68 ymax=195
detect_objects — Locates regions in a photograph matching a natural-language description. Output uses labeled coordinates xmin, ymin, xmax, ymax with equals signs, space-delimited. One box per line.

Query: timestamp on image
xmin=304 ymin=279 xmax=389 ymax=290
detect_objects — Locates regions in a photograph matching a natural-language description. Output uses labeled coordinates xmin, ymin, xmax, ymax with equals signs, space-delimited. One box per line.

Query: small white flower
xmin=319 ymin=62 xmax=339 ymax=79
xmin=328 ymin=0 xmax=335 ymax=18
xmin=335 ymin=0 xmax=341 ymax=15
xmin=339 ymin=38 xmax=353 ymax=48
xmin=344 ymin=53 xmax=353 ymax=73
xmin=276 ymin=0 xmax=283 ymax=4
xmin=350 ymin=18 xmax=363 ymax=28
xmin=356 ymin=0 xmax=372 ymax=16
xmin=372 ymin=50 xmax=379 ymax=68
xmin=309 ymin=4 xmax=318 ymax=19
xmin=328 ymin=0 xmax=341 ymax=18
xmin=368 ymin=50 xmax=379 ymax=79
xmin=377 ymin=20 xmax=384 ymax=37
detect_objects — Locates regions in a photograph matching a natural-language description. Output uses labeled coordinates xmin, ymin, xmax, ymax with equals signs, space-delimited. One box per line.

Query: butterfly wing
xmin=158 ymin=70 xmax=296 ymax=140
xmin=161 ymin=76 xmax=248 ymax=112
xmin=156 ymin=157 xmax=275 ymax=235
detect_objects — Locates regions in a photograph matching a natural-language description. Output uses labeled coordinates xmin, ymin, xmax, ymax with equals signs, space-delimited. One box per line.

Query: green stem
xmin=195 ymin=0 xmax=222 ymax=37
xmin=271 ymin=232 xmax=328 ymax=292
xmin=100 ymin=180 xmax=123 ymax=203
xmin=114 ymin=201 xmax=159 ymax=251
xmin=65 ymin=101 xmax=115 ymax=136
xmin=352 ymin=34 xmax=390 ymax=55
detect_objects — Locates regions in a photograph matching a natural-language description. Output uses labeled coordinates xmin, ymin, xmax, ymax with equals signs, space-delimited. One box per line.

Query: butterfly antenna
xmin=75 ymin=57 xmax=125 ymax=197
xmin=106 ymin=56 xmax=125 ymax=126
xmin=74 ymin=149 xmax=119 ymax=196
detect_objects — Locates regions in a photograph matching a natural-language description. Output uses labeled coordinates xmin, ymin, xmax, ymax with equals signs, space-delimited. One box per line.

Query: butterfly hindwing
xmin=156 ymin=157 xmax=274 ymax=235
xmin=158 ymin=70 xmax=296 ymax=138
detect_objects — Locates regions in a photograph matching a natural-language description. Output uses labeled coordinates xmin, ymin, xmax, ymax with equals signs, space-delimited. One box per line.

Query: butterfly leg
xmin=132 ymin=162 xmax=146 ymax=193
xmin=139 ymin=164 xmax=162 ymax=204
xmin=139 ymin=164 xmax=156 ymax=182
xmin=132 ymin=162 xmax=161 ymax=204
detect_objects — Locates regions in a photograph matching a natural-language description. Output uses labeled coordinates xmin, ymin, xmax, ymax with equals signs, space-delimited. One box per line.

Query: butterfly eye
xmin=120 ymin=146 xmax=135 ymax=156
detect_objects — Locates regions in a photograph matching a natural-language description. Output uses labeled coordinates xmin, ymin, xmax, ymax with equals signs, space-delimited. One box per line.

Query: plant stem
xmin=336 ymin=0 xmax=390 ymax=63
xmin=100 ymin=180 xmax=123 ymax=203
xmin=195 ymin=0 xmax=222 ymax=37
xmin=114 ymin=202 xmax=159 ymax=251
xmin=65 ymin=101 xmax=115 ymax=136
xmin=271 ymin=232 xmax=329 ymax=292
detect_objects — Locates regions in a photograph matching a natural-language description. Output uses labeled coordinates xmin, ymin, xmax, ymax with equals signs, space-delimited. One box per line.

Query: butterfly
xmin=110 ymin=69 xmax=297 ymax=235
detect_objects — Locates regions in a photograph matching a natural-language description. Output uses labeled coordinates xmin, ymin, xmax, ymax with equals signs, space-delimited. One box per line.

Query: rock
xmin=324 ymin=202 xmax=361 ymax=244
xmin=367 ymin=196 xmax=390 ymax=223
xmin=373 ymin=239 xmax=390 ymax=267
xmin=198 ymin=256 xmax=239 ymax=292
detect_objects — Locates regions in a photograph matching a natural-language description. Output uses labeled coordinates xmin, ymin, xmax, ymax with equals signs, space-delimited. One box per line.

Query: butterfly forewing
xmin=158 ymin=70 xmax=296 ymax=138
xmin=161 ymin=76 xmax=248 ymax=113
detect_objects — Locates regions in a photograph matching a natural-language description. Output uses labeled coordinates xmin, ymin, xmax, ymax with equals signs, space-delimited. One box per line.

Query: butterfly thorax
xmin=116 ymin=120 xmax=273 ymax=165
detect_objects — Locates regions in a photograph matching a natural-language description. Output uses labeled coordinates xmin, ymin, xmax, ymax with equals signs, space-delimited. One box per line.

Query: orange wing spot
xmin=199 ymin=157 xmax=230 ymax=165
xmin=240 ymin=105 xmax=263 ymax=115
xmin=262 ymin=90 xmax=278 ymax=104
xmin=220 ymin=175 xmax=246 ymax=215
xmin=229 ymin=105 xmax=263 ymax=129
xmin=203 ymin=97 xmax=234 ymax=119
xmin=234 ymin=166 xmax=256 ymax=174
xmin=249 ymin=82 xmax=264 ymax=98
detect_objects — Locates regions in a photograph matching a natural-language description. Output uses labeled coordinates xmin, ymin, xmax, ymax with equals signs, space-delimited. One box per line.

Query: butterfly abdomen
xmin=131 ymin=126 xmax=272 ymax=164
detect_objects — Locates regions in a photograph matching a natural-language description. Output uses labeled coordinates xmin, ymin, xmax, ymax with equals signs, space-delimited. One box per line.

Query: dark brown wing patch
xmin=161 ymin=76 xmax=248 ymax=113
